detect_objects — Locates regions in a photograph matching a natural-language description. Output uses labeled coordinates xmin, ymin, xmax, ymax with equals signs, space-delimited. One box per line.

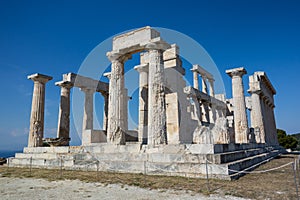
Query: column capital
xmin=28 ymin=73 xmax=52 ymax=84
xmin=226 ymin=67 xmax=247 ymax=78
xmin=55 ymin=81 xmax=73 ymax=89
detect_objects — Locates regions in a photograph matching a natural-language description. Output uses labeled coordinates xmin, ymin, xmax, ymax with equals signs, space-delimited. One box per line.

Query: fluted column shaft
xmin=28 ymin=74 xmax=52 ymax=147
xmin=226 ymin=68 xmax=249 ymax=143
xmin=56 ymin=81 xmax=73 ymax=145
xmin=107 ymin=58 xmax=126 ymax=145
xmin=134 ymin=64 xmax=149 ymax=144
xmin=101 ymin=92 xmax=109 ymax=131
xmin=250 ymin=91 xmax=265 ymax=143
xmin=147 ymin=49 xmax=167 ymax=146
xmin=193 ymin=71 xmax=199 ymax=90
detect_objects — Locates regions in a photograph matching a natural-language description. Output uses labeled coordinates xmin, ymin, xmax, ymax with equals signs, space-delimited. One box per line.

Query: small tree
xmin=277 ymin=129 xmax=298 ymax=150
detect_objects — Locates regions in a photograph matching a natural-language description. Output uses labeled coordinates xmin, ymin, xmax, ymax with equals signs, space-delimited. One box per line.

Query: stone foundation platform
xmin=9 ymin=143 xmax=285 ymax=180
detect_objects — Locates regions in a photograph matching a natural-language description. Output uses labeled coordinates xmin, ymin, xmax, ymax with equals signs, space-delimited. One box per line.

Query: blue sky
xmin=0 ymin=0 xmax=299 ymax=150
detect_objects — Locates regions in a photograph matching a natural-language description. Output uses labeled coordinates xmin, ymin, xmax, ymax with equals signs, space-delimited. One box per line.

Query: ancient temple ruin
xmin=10 ymin=27 xmax=283 ymax=179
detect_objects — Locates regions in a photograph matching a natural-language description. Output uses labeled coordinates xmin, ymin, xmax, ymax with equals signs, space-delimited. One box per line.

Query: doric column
xmin=56 ymin=81 xmax=73 ymax=145
xmin=147 ymin=48 xmax=167 ymax=146
xmin=249 ymin=91 xmax=265 ymax=143
xmin=106 ymin=54 xmax=127 ymax=145
xmin=200 ymin=74 xmax=209 ymax=123
xmin=208 ymin=78 xmax=215 ymax=97
xmin=134 ymin=64 xmax=149 ymax=144
xmin=27 ymin=73 xmax=52 ymax=147
xmin=81 ymin=88 xmax=94 ymax=132
xmin=192 ymin=70 xmax=199 ymax=90
xmin=101 ymin=92 xmax=109 ymax=131
xmin=200 ymin=74 xmax=208 ymax=94
xmin=226 ymin=67 xmax=249 ymax=143
xmin=269 ymin=105 xmax=278 ymax=145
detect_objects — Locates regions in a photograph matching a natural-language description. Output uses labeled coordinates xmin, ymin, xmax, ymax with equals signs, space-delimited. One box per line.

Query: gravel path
xmin=0 ymin=177 xmax=248 ymax=200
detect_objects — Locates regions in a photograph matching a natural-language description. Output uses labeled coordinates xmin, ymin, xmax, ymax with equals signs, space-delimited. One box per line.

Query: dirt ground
xmin=0 ymin=154 xmax=299 ymax=200
xmin=0 ymin=177 xmax=248 ymax=200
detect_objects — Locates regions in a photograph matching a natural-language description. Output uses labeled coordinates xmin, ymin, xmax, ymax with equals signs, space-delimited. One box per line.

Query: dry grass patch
xmin=0 ymin=154 xmax=299 ymax=199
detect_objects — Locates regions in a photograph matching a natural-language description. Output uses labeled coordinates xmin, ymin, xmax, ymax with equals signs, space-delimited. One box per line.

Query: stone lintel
xmin=191 ymin=64 xmax=214 ymax=81
xmin=134 ymin=63 xmax=149 ymax=73
xmin=28 ymin=73 xmax=53 ymax=83
xmin=226 ymin=67 xmax=247 ymax=77
xmin=63 ymin=73 xmax=108 ymax=93
xmin=184 ymin=86 xmax=210 ymax=102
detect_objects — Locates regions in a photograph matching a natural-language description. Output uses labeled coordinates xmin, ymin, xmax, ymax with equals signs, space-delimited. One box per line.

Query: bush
xmin=277 ymin=129 xmax=298 ymax=150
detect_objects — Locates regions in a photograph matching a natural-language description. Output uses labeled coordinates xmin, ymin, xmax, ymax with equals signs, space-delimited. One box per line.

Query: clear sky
xmin=0 ymin=0 xmax=299 ymax=150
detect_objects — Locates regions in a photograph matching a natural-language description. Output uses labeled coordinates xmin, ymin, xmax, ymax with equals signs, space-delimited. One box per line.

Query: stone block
xmin=112 ymin=26 xmax=160 ymax=51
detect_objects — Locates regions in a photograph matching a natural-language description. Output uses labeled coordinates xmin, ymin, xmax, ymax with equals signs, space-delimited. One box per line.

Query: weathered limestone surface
xmin=56 ymin=81 xmax=73 ymax=145
xmin=106 ymin=56 xmax=127 ymax=145
xmin=248 ymin=72 xmax=278 ymax=145
xmin=147 ymin=48 xmax=167 ymax=146
xmin=81 ymin=88 xmax=94 ymax=132
xmin=226 ymin=67 xmax=249 ymax=144
xmin=28 ymin=73 xmax=52 ymax=147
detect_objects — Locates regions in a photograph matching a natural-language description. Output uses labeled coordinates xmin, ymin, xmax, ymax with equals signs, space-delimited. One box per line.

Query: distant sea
xmin=0 ymin=150 xmax=23 ymax=158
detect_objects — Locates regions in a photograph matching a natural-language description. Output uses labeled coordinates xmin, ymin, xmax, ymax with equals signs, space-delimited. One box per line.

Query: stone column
xmin=134 ymin=64 xmax=149 ymax=144
xmin=200 ymin=74 xmax=208 ymax=94
xmin=208 ymin=78 xmax=215 ymax=97
xmin=81 ymin=88 xmax=94 ymax=132
xmin=192 ymin=70 xmax=199 ymax=90
xmin=27 ymin=73 xmax=52 ymax=147
xmin=101 ymin=92 xmax=109 ymax=131
xmin=56 ymin=81 xmax=73 ymax=145
xmin=226 ymin=67 xmax=249 ymax=143
xmin=147 ymin=48 xmax=167 ymax=146
xmin=249 ymin=91 xmax=265 ymax=143
xmin=200 ymin=74 xmax=209 ymax=123
xmin=269 ymin=105 xmax=278 ymax=145
xmin=121 ymin=88 xmax=128 ymax=131
xmin=106 ymin=54 xmax=127 ymax=145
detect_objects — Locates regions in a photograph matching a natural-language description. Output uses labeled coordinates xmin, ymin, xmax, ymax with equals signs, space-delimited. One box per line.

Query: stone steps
xmin=8 ymin=145 xmax=282 ymax=180
xmin=227 ymin=149 xmax=280 ymax=179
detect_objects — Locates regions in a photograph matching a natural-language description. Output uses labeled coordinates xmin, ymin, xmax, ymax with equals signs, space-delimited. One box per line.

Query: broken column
xmin=56 ymin=81 xmax=73 ymax=145
xmin=134 ymin=63 xmax=149 ymax=144
xmin=28 ymin=73 xmax=53 ymax=147
xmin=226 ymin=67 xmax=249 ymax=143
